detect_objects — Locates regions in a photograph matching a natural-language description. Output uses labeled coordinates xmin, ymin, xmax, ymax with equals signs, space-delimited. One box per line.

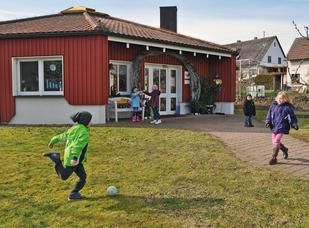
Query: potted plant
xmin=191 ymin=75 xmax=221 ymax=114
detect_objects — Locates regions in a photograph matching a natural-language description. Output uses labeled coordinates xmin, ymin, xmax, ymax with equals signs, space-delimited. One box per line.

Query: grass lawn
xmin=0 ymin=126 xmax=308 ymax=227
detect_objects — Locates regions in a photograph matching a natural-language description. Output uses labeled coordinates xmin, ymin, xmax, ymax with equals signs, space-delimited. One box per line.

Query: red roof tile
xmin=0 ymin=9 xmax=233 ymax=54
xmin=0 ymin=13 xmax=95 ymax=35
xmin=287 ymin=37 xmax=309 ymax=60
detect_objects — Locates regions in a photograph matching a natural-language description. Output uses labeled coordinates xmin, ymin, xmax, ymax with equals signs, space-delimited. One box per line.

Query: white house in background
xmin=225 ymin=36 xmax=287 ymax=90
xmin=287 ymin=37 xmax=309 ymax=90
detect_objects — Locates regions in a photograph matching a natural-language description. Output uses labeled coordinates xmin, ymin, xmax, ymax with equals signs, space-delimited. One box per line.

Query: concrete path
xmin=106 ymin=114 xmax=309 ymax=180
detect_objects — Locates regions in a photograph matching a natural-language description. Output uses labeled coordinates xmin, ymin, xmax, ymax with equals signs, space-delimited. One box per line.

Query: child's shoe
xmin=131 ymin=116 xmax=136 ymax=122
xmin=155 ymin=119 xmax=162 ymax=124
xmin=269 ymin=157 xmax=277 ymax=165
xmin=150 ymin=120 xmax=156 ymax=124
xmin=43 ymin=152 xmax=60 ymax=163
xmin=68 ymin=192 xmax=85 ymax=201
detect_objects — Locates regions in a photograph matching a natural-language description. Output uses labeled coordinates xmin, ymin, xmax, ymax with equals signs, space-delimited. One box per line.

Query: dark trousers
xmin=152 ymin=106 xmax=160 ymax=120
xmin=244 ymin=115 xmax=253 ymax=125
xmin=54 ymin=162 xmax=87 ymax=193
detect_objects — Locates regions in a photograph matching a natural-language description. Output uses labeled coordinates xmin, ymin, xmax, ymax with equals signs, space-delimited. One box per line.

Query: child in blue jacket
xmin=131 ymin=87 xmax=142 ymax=122
xmin=265 ymin=91 xmax=298 ymax=165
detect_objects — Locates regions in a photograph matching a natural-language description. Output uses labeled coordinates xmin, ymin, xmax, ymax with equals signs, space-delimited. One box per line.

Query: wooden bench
xmin=107 ymin=97 xmax=145 ymax=122
xmin=107 ymin=97 xmax=132 ymax=123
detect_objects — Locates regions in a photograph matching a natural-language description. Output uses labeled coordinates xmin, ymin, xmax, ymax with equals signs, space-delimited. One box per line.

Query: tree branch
xmin=293 ymin=20 xmax=309 ymax=39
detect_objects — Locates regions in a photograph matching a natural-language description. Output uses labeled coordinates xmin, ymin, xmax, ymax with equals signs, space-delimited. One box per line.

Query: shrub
xmin=254 ymin=73 xmax=273 ymax=90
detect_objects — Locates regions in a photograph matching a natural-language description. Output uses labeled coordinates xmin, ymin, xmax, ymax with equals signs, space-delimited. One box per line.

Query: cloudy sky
xmin=1 ymin=0 xmax=308 ymax=53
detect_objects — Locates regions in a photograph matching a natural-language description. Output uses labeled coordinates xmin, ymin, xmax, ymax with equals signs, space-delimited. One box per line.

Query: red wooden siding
xmin=209 ymin=56 xmax=236 ymax=102
xmin=0 ymin=35 xmax=108 ymax=122
xmin=109 ymin=42 xmax=236 ymax=103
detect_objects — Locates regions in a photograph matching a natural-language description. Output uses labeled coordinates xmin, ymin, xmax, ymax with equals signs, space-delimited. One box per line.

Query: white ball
xmin=106 ymin=186 xmax=118 ymax=196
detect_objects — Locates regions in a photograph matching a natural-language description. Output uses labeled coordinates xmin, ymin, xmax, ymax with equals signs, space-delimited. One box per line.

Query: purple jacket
xmin=144 ymin=90 xmax=161 ymax=107
xmin=266 ymin=101 xmax=298 ymax=134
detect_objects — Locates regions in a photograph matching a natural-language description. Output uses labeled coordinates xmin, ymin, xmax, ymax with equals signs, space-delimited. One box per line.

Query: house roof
xmin=287 ymin=37 xmax=309 ymax=61
xmin=224 ymin=36 xmax=282 ymax=62
xmin=0 ymin=6 xmax=234 ymax=55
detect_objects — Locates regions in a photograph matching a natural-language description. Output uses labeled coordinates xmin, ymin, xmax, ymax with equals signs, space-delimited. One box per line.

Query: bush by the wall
xmin=254 ymin=74 xmax=273 ymax=90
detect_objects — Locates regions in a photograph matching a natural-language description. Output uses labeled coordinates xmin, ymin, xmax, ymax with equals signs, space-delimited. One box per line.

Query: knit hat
xmin=70 ymin=111 xmax=92 ymax=126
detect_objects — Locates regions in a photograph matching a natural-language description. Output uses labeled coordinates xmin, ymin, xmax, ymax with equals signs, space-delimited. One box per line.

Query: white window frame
xmin=12 ymin=56 xmax=64 ymax=96
xmin=109 ymin=60 xmax=132 ymax=96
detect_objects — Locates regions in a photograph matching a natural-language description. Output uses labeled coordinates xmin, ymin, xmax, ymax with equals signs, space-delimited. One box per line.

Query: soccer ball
xmin=106 ymin=186 xmax=118 ymax=196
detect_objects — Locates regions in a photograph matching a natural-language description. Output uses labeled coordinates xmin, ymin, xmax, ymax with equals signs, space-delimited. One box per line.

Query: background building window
xmin=14 ymin=57 xmax=63 ymax=96
xmin=278 ymin=57 xmax=282 ymax=64
xmin=291 ymin=74 xmax=300 ymax=84
xmin=268 ymin=56 xmax=272 ymax=63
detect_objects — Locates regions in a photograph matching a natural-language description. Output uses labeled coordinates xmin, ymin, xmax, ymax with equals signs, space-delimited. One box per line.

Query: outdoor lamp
xmin=213 ymin=74 xmax=222 ymax=86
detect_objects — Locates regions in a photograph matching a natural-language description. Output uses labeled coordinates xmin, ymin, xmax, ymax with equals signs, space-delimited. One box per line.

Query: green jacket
xmin=49 ymin=124 xmax=90 ymax=168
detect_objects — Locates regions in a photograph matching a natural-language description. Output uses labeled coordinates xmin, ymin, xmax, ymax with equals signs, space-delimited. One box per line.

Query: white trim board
xmin=108 ymin=36 xmax=232 ymax=58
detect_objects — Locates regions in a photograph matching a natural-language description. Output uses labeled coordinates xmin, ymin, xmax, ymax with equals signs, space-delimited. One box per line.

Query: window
xmin=13 ymin=57 xmax=63 ymax=96
xmin=109 ymin=62 xmax=131 ymax=96
xmin=268 ymin=56 xmax=272 ymax=63
xmin=278 ymin=57 xmax=282 ymax=64
xmin=291 ymin=74 xmax=300 ymax=84
xmin=274 ymin=42 xmax=276 ymax=47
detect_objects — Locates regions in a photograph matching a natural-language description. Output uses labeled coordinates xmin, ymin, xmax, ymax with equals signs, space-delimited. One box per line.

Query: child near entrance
xmin=131 ymin=86 xmax=142 ymax=122
xmin=144 ymin=84 xmax=161 ymax=124
xmin=265 ymin=91 xmax=299 ymax=165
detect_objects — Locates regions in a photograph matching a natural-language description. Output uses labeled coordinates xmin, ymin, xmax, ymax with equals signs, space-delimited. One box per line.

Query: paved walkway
xmin=106 ymin=114 xmax=309 ymax=180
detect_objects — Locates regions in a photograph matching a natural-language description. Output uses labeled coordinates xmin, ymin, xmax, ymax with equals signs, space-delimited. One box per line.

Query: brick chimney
xmin=160 ymin=6 xmax=177 ymax=32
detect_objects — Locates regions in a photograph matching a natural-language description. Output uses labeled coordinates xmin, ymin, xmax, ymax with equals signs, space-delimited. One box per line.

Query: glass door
xmin=144 ymin=65 xmax=179 ymax=115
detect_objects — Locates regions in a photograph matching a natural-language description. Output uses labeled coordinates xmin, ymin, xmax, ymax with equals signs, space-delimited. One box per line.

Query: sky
xmin=1 ymin=0 xmax=309 ymax=53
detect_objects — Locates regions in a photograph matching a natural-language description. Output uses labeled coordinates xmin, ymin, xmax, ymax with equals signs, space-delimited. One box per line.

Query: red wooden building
xmin=0 ymin=6 xmax=236 ymax=124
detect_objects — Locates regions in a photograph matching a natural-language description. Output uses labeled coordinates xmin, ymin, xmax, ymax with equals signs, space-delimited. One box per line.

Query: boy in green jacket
xmin=43 ymin=111 xmax=92 ymax=201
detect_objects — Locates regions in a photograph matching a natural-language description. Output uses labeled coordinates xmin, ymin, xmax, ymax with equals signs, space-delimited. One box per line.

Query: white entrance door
xmin=144 ymin=65 xmax=181 ymax=115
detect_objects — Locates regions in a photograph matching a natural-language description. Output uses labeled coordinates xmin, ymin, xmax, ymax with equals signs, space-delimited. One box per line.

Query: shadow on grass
xmin=277 ymin=161 xmax=309 ymax=166
xmin=86 ymin=194 xmax=225 ymax=212
xmin=287 ymin=158 xmax=309 ymax=163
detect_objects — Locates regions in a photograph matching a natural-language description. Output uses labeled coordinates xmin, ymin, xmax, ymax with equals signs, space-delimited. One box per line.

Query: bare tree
xmin=287 ymin=21 xmax=309 ymax=89
xmin=293 ymin=20 xmax=309 ymax=39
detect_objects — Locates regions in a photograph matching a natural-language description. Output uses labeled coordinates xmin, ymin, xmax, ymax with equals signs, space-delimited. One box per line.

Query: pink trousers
xmin=272 ymin=133 xmax=284 ymax=145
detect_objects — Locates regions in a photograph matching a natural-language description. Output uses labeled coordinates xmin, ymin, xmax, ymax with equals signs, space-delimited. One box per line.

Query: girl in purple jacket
xmin=144 ymin=84 xmax=161 ymax=124
xmin=265 ymin=91 xmax=299 ymax=165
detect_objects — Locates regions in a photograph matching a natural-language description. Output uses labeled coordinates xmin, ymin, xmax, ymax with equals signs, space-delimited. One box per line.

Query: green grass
xmin=0 ymin=126 xmax=308 ymax=227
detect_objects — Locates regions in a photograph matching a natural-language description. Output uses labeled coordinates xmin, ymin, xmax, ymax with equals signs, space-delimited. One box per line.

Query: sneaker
xmin=150 ymin=120 xmax=156 ymax=124
xmin=43 ymin=152 xmax=60 ymax=163
xmin=68 ymin=192 xmax=85 ymax=201
xmin=249 ymin=124 xmax=255 ymax=127
xmin=269 ymin=157 xmax=277 ymax=165
xmin=155 ymin=119 xmax=162 ymax=124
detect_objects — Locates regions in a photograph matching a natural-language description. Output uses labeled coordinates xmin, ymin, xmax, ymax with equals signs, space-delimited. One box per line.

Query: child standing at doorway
xmin=144 ymin=84 xmax=161 ymax=124
xmin=265 ymin=91 xmax=298 ymax=165
xmin=43 ymin=111 xmax=92 ymax=200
